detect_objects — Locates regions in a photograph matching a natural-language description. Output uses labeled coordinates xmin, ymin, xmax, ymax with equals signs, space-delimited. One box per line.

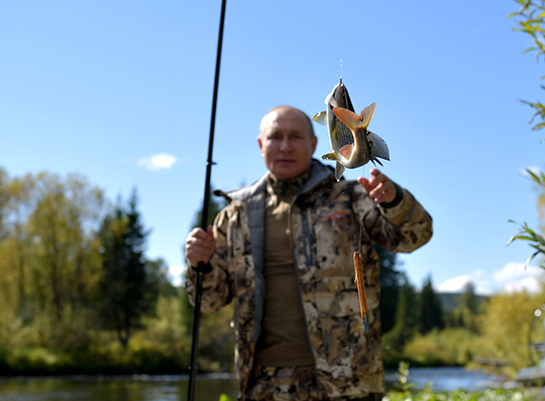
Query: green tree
xmin=0 ymin=171 xmax=104 ymax=351
xmin=376 ymin=243 xmax=403 ymax=334
xmin=458 ymin=282 xmax=480 ymax=315
xmin=28 ymin=173 xmax=103 ymax=321
xmin=446 ymin=281 xmax=481 ymax=332
xmin=384 ymin=273 xmax=418 ymax=353
xmin=98 ymin=189 xmax=157 ymax=349
xmin=477 ymin=289 xmax=545 ymax=372
xmin=418 ymin=275 xmax=444 ymax=335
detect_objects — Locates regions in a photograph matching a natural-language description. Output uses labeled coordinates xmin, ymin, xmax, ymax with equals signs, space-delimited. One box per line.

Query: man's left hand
xmin=358 ymin=168 xmax=397 ymax=204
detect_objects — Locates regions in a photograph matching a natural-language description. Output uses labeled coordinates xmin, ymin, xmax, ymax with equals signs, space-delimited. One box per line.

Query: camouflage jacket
xmin=185 ymin=159 xmax=433 ymax=400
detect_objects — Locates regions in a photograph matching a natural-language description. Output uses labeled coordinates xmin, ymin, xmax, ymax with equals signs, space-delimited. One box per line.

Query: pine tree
xmin=418 ymin=275 xmax=444 ymax=334
xmin=376 ymin=243 xmax=402 ymax=334
xmin=458 ymin=281 xmax=479 ymax=315
xmin=384 ymin=273 xmax=418 ymax=352
xmin=451 ymin=281 xmax=480 ymax=332
xmin=98 ymin=189 xmax=157 ymax=349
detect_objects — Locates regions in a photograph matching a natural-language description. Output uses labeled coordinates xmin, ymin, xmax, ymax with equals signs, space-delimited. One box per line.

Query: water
xmin=0 ymin=368 xmax=504 ymax=401
xmin=385 ymin=367 xmax=505 ymax=392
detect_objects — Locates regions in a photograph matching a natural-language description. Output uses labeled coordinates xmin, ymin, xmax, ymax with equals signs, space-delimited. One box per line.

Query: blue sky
xmin=1 ymin=1 xmax=544 ymax=294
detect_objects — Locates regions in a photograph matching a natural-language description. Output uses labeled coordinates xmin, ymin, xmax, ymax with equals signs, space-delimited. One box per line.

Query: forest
xmin=0 ymin=166 xmax=544 ymax=379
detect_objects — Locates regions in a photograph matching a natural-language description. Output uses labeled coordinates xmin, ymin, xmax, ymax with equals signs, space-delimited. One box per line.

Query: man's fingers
xmin=185 ymin=227 xmax=216 ymax=265
xmin=358 ymin=170 xmax=396 ymax=204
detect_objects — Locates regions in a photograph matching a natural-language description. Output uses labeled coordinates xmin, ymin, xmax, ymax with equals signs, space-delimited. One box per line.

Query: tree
xmin=376 ymin=243 xmax=403 ymax=334
xmin=27 ymin=173 xmax=104 ymax=321
xmin=477 ymin=289 xmax=545 ymax=371
xmin=458 ymin=282 xmax=480 ymax=315
xmin=418 ymin=275 xmax=444 ymax=335
xmin=188 ymin=186 xmax=228 ymax=230
xmin=98 ymin=189 xmax=158 ymax=349
xmin=459 ymin=281 xmax=480 ymax=332
xmin=383 ymin=273 xmax=418 ymax=353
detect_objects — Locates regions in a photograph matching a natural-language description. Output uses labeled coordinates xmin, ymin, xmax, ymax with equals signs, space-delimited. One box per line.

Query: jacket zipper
xmin=288 ymin=200 xmax=319 ymax=391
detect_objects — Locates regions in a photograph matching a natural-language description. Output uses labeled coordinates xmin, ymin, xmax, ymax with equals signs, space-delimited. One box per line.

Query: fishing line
xmin=340 ymin=49 xmax=343 ymax=78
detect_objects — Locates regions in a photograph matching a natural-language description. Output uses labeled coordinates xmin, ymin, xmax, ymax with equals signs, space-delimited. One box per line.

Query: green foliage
xmin=508 ymin=2 xmax=545 ymax=270
xmin=508 ymin=219 xmax=545 ymax=268
xmin=403 ymin=328 xmax=480 ymax=367
xmin=384 ymin=387 xmax=536 ymax=401
xmin=384 ymin=274 xmax=418 ymax=356
xmin=377 ymin=243 xmax=403 ymax=334
xmin=98 ymin=189 xmax=159 ymax=349
xmin=508 ymin=170 xmax=545 ymax=267
xmin=419 ymin=275 xmax=444 ymax=335
xmin=0 ymin=167 xmax=239 ymax=375
xmin=444 ymin=282 xmax=481 ymax=332
xmin=476 ymin=289 xmax=545 ymax=374
xmin=394 ymin=361 xmax=415 ymax=392
xmin=510 ymin=0 xmax=545 ymax=132
xmin=189 ymin=186 xmax=228 ymax=231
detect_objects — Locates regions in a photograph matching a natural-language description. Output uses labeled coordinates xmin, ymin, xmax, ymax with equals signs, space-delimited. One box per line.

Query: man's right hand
xmin=185 ymin=226 xmax=216 ymax=267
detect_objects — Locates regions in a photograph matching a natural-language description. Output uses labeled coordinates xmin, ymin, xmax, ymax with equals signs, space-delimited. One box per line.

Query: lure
xmin=353 ymin=251 xmax=370 ymax=332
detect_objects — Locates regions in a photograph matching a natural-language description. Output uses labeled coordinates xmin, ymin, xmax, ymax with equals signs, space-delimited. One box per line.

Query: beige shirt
xmin=254 ymin=177 xmax=314 ymax=367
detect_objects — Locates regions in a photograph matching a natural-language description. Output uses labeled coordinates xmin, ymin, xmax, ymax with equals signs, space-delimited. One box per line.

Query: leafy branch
xmin=508 ymin=169 xmax=545 ymax=269
xmin=510 ymin=0 xmax=545 ymax=132
xmin=508 ymin=220 xmax=545 ymax=268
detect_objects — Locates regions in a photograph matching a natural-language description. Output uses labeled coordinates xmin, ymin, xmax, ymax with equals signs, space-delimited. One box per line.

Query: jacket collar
xmin=226 ymin=159 xmax=335 ymax=203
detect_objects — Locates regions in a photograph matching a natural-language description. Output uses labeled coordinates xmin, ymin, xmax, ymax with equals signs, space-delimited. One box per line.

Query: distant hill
xmin=437 ymin=292 xmax=488 ymax=312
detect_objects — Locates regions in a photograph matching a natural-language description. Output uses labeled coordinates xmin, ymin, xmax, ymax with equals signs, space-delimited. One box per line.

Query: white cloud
xmin=138 ymin=153 xmax=177 ymax=171
xmin=437 ymin=274 xmax=473 ymax=293
xmin=437 ymin=262 xmax=545 ymax=295
xmin=167 ymin=264 xmax=185 ymax=287
xmin=493 ymin=262 xmax=543 ymax=294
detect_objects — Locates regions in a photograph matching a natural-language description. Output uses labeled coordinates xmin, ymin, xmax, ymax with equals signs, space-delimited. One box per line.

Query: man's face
xmin=258 ymin=107 xmax=317 ymax=180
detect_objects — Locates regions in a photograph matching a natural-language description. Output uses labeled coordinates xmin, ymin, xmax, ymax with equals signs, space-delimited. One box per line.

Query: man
xmin=185 ymin=106 xmax=433 ymax=401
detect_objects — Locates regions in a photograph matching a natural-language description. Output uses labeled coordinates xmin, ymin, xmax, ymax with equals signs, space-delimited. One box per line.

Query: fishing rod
xmin=187 ymin=0 xmax=227 ymax=400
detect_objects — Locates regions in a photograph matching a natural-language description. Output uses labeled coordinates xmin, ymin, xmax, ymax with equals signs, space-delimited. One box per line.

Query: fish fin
xmin=312 ymin=111 xmax=327 ymax=125
xmin=335 ymin=161 xmax=345 ymax=181
xmin=368 ymin=131 xmax=390 ymax=161
xmin=322 ymin=152 xmax=339 ymax=161
xmin=359 ymin=103 xmax=376 ymax=129
xmin=333 ymin=107 xmax=366 ymax=130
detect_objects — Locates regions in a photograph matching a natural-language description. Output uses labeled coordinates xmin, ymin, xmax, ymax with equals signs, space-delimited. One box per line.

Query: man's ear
xmin=257 ymin=136 xmax=264 ymax=155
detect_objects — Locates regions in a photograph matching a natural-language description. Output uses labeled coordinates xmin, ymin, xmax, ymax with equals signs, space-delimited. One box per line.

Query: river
xmin=0 ymin=367 xmax=506 ymax=401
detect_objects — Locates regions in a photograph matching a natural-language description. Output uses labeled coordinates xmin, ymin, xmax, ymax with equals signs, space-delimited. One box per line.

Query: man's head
xmin=258 ymin=106 xmax=317 ymax=180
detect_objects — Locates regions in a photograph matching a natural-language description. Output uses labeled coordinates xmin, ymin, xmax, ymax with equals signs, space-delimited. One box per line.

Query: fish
xmin=313 ymin=78 xmax=390 ymax=181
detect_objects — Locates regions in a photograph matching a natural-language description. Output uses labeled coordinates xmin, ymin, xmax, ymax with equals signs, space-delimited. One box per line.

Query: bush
xmin=403 ymin=328 xmax=480 ymax=367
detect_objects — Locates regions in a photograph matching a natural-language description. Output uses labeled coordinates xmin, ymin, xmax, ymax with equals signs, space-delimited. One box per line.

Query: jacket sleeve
xmin=355 ymin=184 xmax=433 ymax=253
xmin=184 ymin=206 xmax=233 ymax=315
